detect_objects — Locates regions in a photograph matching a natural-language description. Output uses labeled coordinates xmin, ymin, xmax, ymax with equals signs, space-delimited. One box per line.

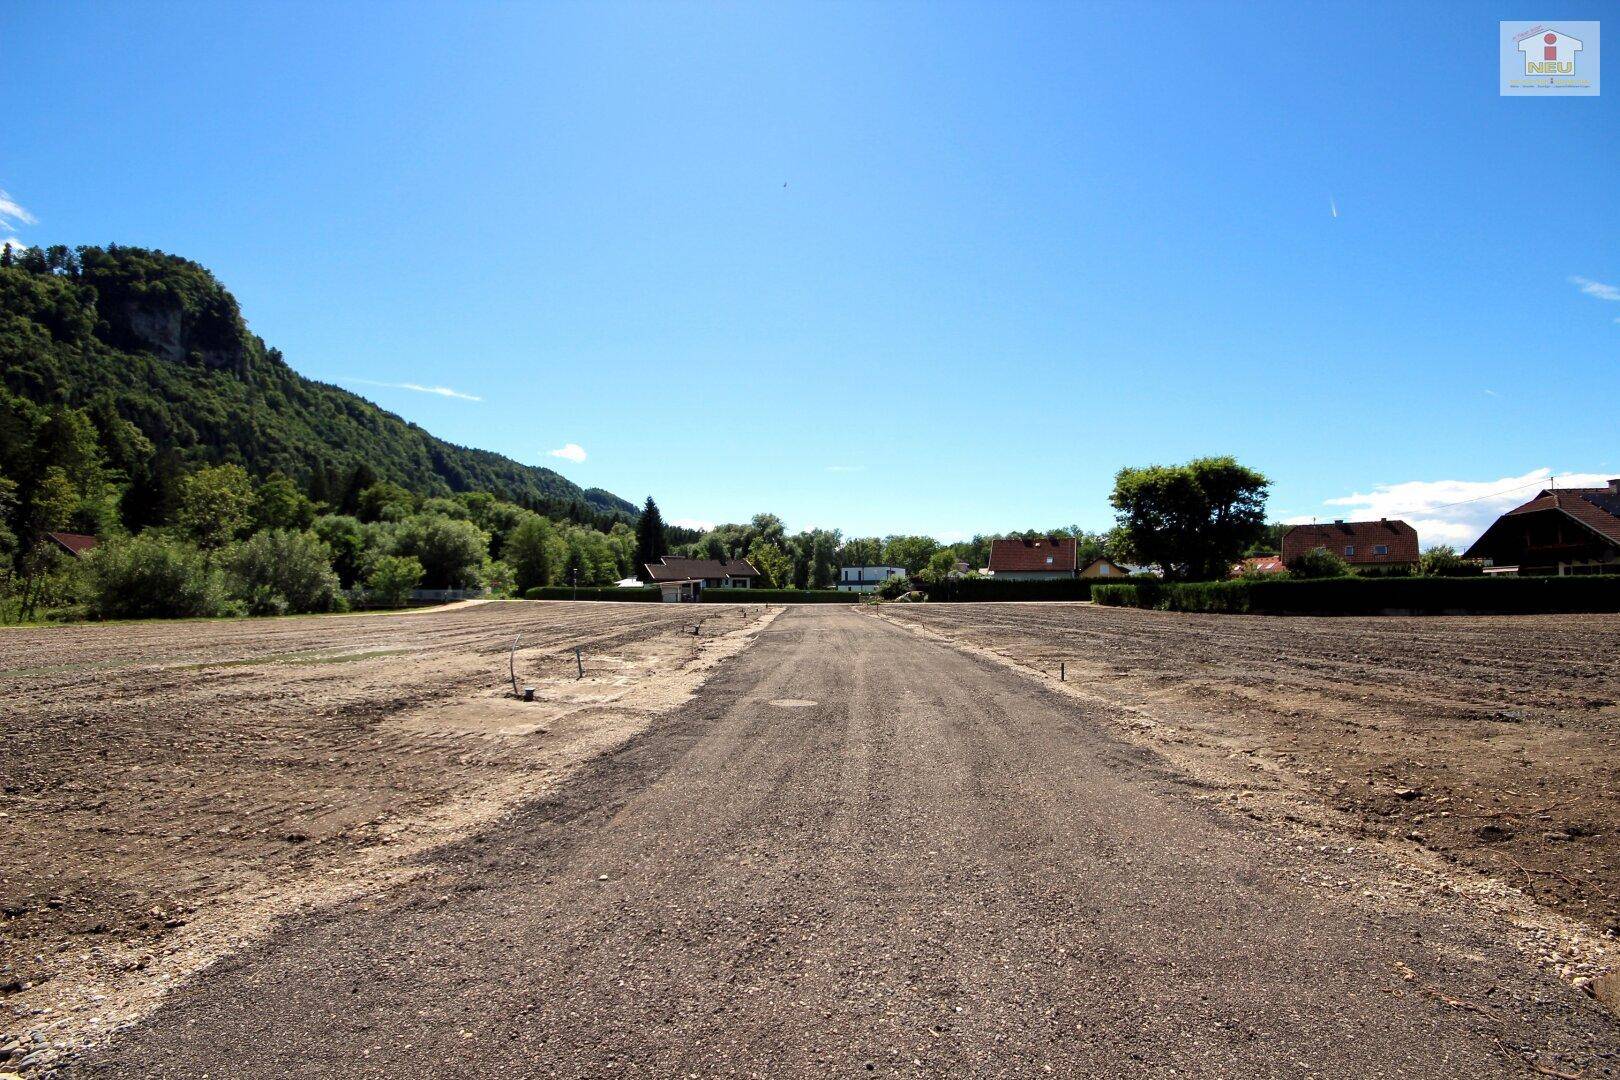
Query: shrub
xmin=875 ymin=574 xmax=913 ymax=599
xmin=82 ymin=533 xmax=229 ymax=619
xmin=1091 ymin=575 xmax=1620 ymax=615
xmin=390 ymin=513 xmax=489 ymax=589
xmin=227 ymin=529 xmax=343 ymax=614
xmin=1287 ymin=547 xmax=1350 ymax=579
xmin=1420 ymin=546 xmax=1484 ymax=577
xmin=525 ymin=586 xmax=660 ymax=602
xmin=916 ymin=576 xmax=1142 ymax=602
xmin=698 ymin=588 xmax=857 ymax=603
xmin=366 ymin=554 xmax=424 ymax=608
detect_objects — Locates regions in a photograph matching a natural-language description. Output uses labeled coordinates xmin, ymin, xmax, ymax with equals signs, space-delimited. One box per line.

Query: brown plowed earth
xmin=59 ymin=608 xmax=1620 ymax=1076
xmin=0 ymin=599 xmax=771 ymax=1062
xmin=875 ymin=603 xmax=1620 ymax=933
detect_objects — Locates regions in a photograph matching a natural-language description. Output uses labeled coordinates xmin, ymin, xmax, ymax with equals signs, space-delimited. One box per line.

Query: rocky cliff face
xmin=109 ymin=292 xmax=251 ymax=375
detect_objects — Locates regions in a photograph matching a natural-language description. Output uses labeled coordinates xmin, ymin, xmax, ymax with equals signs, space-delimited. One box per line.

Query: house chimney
xmin=1333 ymin=519 xmax=1345 ymax=526
xmin=1610 ymin=478 xmax=1620 ymax=495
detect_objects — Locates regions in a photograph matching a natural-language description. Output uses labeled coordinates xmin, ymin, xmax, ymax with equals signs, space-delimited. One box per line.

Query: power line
xmin=1372 ymin=473 xmax=1586 ymax=518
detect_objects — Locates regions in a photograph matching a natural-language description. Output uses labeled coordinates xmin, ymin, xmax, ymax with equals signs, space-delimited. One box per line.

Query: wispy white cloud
xmin=1296 ymin=468 xmax=1614 ymax=549
xmin=344 ymin=377 xmax=481 ymax=402
xmin=1482 ymin=388 xmax=1498 ymax=397
xmin=1570 ymin=275 xmax=1620 ymax=302
xmin=0 ymin=188 xmax=36 ymax=230
xmin=0 ymin=187 xmax=37 ymax=252
xmin=548 ymin=443 xmax=587 ymax=463
xmin=825 ymin=464 xmax=865 ymax=473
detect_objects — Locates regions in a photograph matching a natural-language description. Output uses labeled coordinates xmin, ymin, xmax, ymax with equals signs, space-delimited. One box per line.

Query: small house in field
xmin=1281 ymin=520 xmax=1418 ymax=572
xmin=643 ymin=556 xmax=761 ymax=591
xmin=46 ymin=532 xmax=98 ymax=559
xmin=1464 ymin=479 xmax=1620 ymax=576
xmin=1079 ymin=556 xmax=1130 ymax=578
xmin=1231 ymin=555 xmax=1287 ymax=578
xmin=987 ymin=537 xmax=1078 ymax=580
xmin=837 ymin=566 xmax=906 ymax=593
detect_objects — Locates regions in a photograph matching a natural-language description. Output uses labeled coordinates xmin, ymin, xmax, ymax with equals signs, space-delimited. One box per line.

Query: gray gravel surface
xmin=68 ymin=607 xmax=1620 ymax=1077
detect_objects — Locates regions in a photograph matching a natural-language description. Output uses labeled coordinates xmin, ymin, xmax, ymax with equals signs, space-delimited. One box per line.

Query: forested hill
xmin=0 ymin=244 xmax=634 ymax=517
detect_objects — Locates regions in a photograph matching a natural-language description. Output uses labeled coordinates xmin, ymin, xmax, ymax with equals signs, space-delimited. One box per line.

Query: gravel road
xmin=68 ymin=607 xmax=1620 ymax=1077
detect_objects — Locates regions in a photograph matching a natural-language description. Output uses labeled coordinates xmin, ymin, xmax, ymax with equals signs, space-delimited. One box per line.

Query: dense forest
xmin=0 ymin=243 xmax=635 ymax=516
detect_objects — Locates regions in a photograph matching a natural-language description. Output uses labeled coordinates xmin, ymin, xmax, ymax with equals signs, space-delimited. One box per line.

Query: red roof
xmin=987 ymin=537 xmax=1078 ymax=573
xmin=1281 ymin=520 xmax=1419 ymax=566
xmin=1232 ymin=555 xmax=1286 ymax=577
xmin=46 ymin=532 xmax=99 ymax=557
xmin=1467 ymin=485 xmax=1620 ymax=554
xmin=1515 ymin=489 xmax=1620 ymax=544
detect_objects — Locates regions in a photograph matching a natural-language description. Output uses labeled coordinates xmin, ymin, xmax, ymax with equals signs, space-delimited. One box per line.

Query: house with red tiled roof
xmin=986 ymin=537 xmax=1077 ymax=580
xmin=1464 ymin=480 xmax=1620 ymax=576
xmin=1281 ymin=520 xmax=1419 ymax=571
xmin=1231 ymin=555 xmax=1287 ymax=578
xmin=45 ymin=532 xmax=99 ymax=558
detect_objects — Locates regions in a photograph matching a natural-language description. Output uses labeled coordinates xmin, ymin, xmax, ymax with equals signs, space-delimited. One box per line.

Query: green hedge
xmin=521 ymin=586 xmax=859 ymax=603
xmin=918 ymin=576 xmax=1139 ymax=602
xmin=699 ymin=588 xmax=858 ymax=604
xmin=524 ymin=586 xmax=659 ymax=602
xmin=1092 ymin=575 xmax=1620 ymax=615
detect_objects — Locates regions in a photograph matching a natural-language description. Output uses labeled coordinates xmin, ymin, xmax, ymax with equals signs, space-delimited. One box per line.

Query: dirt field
xmin=875 ymin=603 xmax=1620 ymax=933
xmin=0 ymin=600 xmax=775 ymax=1065
xmin=53 ymin=607 xmax=1620 ymax=1078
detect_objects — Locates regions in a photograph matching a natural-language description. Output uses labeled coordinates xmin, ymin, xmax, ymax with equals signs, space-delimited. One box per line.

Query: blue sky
xmin=3 ymin=2 xmax=1615 ymax=546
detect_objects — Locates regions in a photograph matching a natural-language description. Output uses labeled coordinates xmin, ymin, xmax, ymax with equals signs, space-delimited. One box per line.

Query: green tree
xmin=747 ymin=539 xmax=794 ymax=588
xmin=390 ymin=513 xmax=490 ymax=589
xmin=882 ymin=535 xmax=940 ymax=575
xmin=253 ymin=471 xmax=317 ymax=531
xmin=924 ymin=550 xmax=959 ymax=580
xmin=312 ymin=514 xmax=367 ymax=587
xmin=839 ymin=537 xmax=884 ymax=568
xmin=356 ymin=481 xmax=418 ymax=523
xmin=227 ymin=529 xmax=343 ymax=614
xmin=178 ymin=463 xmax=255 ymax=549
xmin=1109 ymin=457 xmax=1270 ymax=581
xmin=634 ymin=496 xmax=667 ymax=578
xmin=365 ymin=554 xmax=424 ymax=608
xmin=506 ymin=514 xmax=561 ymax=591
xmin=82 ymin=533 xmax=229 ymax=620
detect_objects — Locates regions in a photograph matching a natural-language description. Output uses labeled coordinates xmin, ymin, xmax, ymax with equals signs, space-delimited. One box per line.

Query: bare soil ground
xmin=56 ymin=608 xmax=1620 ymax=1078
xmin=875 ymin=603 xmax=1620 ymax=935
xmin=0 ymin=600 xmax=775 ymax=1065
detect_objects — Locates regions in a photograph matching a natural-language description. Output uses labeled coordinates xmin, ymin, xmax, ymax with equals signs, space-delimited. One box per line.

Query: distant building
xmin=655 ymin=578 xmax=702 ymax=603
xmin=643 ymin=557 xmax=760 ymax=591
xmin=987 ymin=536 xmax=1078 ymax=580
xmin=45 ymin=532 xmax=98 ymax=559
xmin=837 ymin=566 xmax=907 ymax=593
xmin=1281 ymin=520 xmax=1419 ymax=571
xmin=1231 ymin=555 xmax=1287 ymax=578
xmin=1464 ymin=479 xmax=1620 ymax=576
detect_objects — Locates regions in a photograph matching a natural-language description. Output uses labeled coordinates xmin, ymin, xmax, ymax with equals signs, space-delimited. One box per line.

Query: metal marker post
xmin=510 ymin=633 xmax=523 ymax=698
xmin=575 ymin=647 xmax=584 ymax=679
